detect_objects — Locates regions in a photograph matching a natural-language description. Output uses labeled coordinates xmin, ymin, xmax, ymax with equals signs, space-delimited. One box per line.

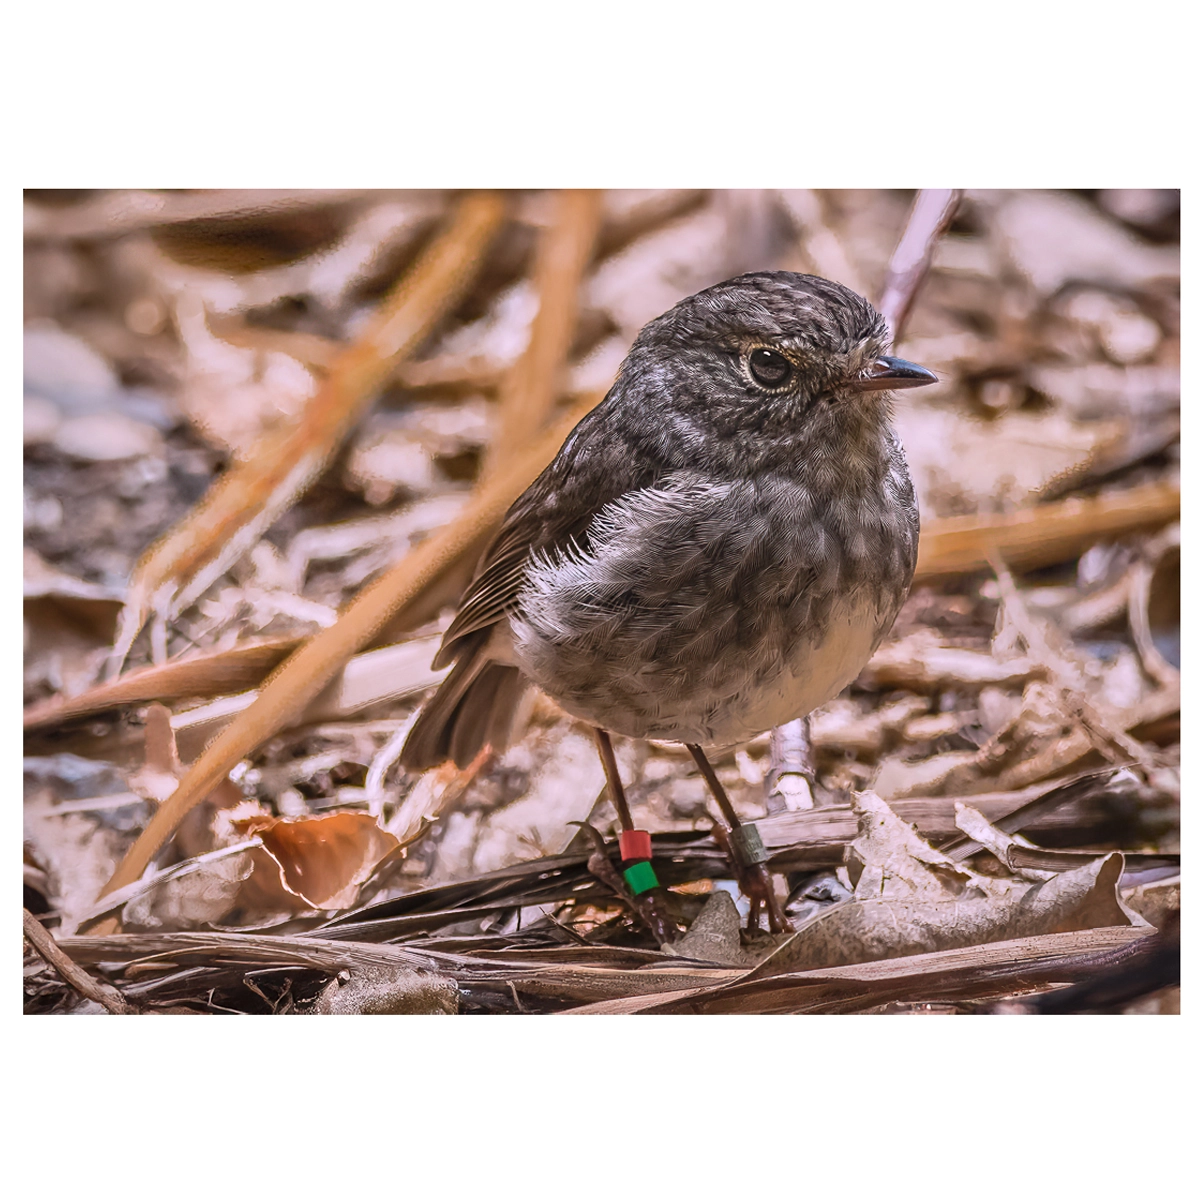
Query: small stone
xmin=53 ymin=412 xmax=162 ymax=462
xmin=309 ymin=966 xmax=458 ymax=1014
xmin=24 ymin=322 xmax=119 ymax=411
xmin=23 ymin=394 xmax=61 ymax=444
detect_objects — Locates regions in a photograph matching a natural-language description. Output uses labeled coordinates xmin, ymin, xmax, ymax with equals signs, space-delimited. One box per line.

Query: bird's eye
xmin=747 ymin=347 xmax=792 ymax=388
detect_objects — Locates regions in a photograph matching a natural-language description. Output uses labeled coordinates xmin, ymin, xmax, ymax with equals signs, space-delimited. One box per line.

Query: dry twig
xmin=486 ymin=189 xmax=603 ymax=472
xmin=877 ymin=188 xmax=963 ymax=338
xmin=915 ymin=480 xmax=1179 ymax=580
xmin=23 ymin=908 xmax=135 ymax=1014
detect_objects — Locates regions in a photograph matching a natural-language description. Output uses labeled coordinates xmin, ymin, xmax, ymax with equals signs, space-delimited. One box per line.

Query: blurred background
xmin=22 ymin=189 xmax=1180 ymax=1011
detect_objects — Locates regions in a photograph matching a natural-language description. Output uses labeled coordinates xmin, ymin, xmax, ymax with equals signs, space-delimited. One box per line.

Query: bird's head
xmin=616 ymin=271 xmax=935 ymax=469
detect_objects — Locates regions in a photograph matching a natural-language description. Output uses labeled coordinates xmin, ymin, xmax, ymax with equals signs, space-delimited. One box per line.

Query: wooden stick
xmin=486 ymin=189 xmax=603 ymax=473
xmin=23 ymin=909 xmax=135 ymax=1014
xmin=877 ymin=188 xmax=963 ymax=338
xmin=914 ymin=480 xmax=1179 ymax=580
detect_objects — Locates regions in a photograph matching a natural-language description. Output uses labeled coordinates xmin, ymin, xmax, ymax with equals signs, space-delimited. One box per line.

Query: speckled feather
xmin=401 ymin=272 xmax=920 ymax=769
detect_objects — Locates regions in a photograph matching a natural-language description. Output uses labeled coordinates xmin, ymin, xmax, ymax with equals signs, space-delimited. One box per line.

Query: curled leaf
xmin=252 ymin=812 xmax=401 ymax=911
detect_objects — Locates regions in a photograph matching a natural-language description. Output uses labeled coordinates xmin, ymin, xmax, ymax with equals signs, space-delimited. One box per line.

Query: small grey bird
xmin=401 ymin=272 xmax=934 ymax=931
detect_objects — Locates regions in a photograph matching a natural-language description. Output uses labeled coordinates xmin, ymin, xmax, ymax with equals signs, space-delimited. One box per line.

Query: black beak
xmin=849 ymin=355 xmax=938 ymax=392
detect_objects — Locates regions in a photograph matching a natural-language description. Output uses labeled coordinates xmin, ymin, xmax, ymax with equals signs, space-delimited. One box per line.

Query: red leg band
xmin=619 ymin=829 xmax=653 ymax=861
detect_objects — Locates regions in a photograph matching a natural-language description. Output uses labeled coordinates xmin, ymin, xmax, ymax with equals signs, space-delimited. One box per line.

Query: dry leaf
xmin=248 ymin=812 xmax=402 ymax=910
xmin=746 ymin=791 xmax=1147 ymax=978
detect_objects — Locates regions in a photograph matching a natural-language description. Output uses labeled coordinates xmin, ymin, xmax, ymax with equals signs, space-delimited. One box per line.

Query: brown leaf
xmin=253 ymin=812 xmax=401 ymax=910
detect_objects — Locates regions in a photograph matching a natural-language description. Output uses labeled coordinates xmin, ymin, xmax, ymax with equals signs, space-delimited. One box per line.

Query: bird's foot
xmin=712 ymin=822 xmax=794 ymax=935
xmin=571 ymin=822 xmax=676 ymax=947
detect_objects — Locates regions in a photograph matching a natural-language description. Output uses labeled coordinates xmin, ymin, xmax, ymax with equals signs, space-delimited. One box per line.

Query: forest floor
xmin=22 ymin=187 xmax=1179 ymax=1015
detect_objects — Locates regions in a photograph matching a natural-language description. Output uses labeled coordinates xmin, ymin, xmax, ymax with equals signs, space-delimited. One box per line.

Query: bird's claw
xmin=570 ymin=821 xmax=676 ymax=947
xmin=711 ymin=823 xmax=793 ymax=935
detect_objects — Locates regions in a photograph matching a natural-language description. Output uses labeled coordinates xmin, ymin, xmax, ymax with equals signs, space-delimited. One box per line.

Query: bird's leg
xmin=686 ymin=744 xmax=793 ymax=935
xmin=589 ymin=728 xmax=674 ymax=945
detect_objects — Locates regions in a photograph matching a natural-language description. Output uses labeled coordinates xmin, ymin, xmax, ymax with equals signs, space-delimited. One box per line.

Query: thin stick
xmin=486 ymin=189 xmax=603 ymax=474
xmin=593 ymin=728 xmax=634 ymax=832
xmin=686 ymin=744 xmax=743 ymax=831
xmin=23 ymin=909 xmax=135 ymax=1014
xmin=877 ymin=188 xmax=963 ymax=339
xmin=915 ymin=479 xmax=1178 ymax=580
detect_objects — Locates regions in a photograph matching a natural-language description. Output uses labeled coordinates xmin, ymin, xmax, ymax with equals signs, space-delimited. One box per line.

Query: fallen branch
xmin=23 ymin=909 xmax=135 ymax=1014
xmin=914 ymin=479 xmax=1179 ymax=580
xmin=486 ymin=189 xmax=603 ymax=472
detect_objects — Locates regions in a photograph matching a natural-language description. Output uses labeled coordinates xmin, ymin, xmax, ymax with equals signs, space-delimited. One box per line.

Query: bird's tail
xmin=400 ymin=630 xmax=527 ymax=771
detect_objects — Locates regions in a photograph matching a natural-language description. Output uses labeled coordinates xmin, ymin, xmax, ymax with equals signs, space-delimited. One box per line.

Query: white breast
xmin=688 ymin=593 xmax=885 ymax=746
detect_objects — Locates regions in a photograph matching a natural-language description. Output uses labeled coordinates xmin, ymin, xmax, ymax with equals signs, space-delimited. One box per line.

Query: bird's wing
xmin=432 ymin=397 xmax=664 ymax=670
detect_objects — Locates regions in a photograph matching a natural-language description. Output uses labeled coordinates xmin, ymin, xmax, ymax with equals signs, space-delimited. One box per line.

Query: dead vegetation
xmin=24 ymin=188 xmax=1179 ymax=1015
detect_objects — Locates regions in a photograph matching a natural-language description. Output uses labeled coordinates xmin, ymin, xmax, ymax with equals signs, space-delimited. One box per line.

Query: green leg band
xmin=622 ymin=861 xmax=660 ymax=895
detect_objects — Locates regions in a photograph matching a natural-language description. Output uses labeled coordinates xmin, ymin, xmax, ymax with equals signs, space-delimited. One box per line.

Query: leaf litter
xmin=23 ymin=189 xmax=1179 ymax=1014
